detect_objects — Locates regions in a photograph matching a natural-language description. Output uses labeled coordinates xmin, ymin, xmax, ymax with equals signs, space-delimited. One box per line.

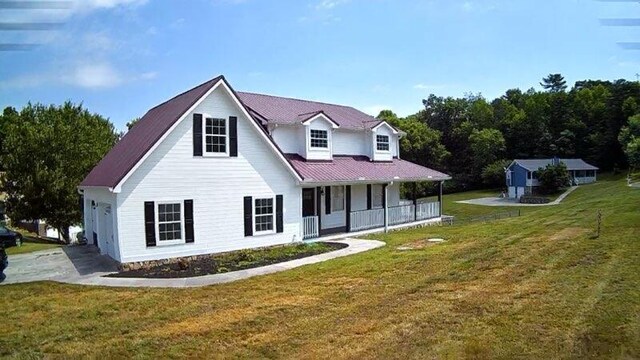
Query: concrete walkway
xmin=456 ymin=186 xmax=578 ymax=207
xmin=1 ymin=239 xmax=385 ymax=288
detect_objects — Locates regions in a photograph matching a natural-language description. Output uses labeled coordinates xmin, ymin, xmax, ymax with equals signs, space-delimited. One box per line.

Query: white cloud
xmin=462 ymin=1 xmax=473 ymax=12
xmin=63 ymin=63 xmax=124 ymax=88
xmin=315 ymin=0 xmax=349 ymax=10
xmin=170 ymin=18 xmax=185 ymax=29
xmin=138 ymin=71 xmax=158 ymax=80
xmin=71 ymin=0 xmax=148 ymax=13
xmin=413 ymin=83 xmax=448 ymax=90
xmin=0 ymin=63 xmax=156 ymax=90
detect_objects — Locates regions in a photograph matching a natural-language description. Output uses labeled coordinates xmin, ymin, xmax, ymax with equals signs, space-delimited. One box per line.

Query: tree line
xmin=1 ymin=74 xmax=639 ymax=240
xmin=379 ymin=74 xmax=640 ymax=193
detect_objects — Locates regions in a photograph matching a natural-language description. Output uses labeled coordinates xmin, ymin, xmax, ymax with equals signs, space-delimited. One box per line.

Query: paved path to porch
xmin=456 ymin=186 xmax=579 ymax=207
xmin=1 ymin=239 xmax=385 ymax=288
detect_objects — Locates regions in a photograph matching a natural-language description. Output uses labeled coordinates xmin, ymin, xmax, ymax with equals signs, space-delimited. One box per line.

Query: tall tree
xmin=619 ymin=114 xmax=640 ymax=168
xmin=0 ymin=102 xmax=119 ymax=241
xmin=540 ymin=73 xmax=567 ymax=92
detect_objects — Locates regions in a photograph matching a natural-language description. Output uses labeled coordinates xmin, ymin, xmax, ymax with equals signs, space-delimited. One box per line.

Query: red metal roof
xmin=237 ymin=92 xmax=380 ymax=130
xmin=81 ymin=75 xmax=448 ymax=189
xmin=286 ymin=154 xmax=450 ymax=183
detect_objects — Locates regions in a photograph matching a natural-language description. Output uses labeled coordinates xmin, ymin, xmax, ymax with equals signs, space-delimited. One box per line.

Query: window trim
xmin=253 ymin=196 xmax=276 ymax=236
xmin=203 ymin=116 xmax=229 ymax=157
xmin=308 ymin=128 xmax=330 ymax=151
xmin=376 ymin=134 xmax=390 ymax=152
xmin=155 ymin=201 xmax=185 ymax=246
xmin=331 ymin=185 xmax=345 ymax=212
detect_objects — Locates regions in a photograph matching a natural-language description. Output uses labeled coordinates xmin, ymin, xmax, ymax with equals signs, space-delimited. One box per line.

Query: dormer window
xmin=376 ymin=135 xmax=390 ymax=151
xmin=310 ymin=129 xmax=328 ymax=148
xmin=205 ymin=117 xmax=227 ymax=154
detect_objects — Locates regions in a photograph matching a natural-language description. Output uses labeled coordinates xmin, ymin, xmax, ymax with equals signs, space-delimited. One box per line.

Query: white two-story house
xmin=80 ymin=75 xmax=450 ymax=264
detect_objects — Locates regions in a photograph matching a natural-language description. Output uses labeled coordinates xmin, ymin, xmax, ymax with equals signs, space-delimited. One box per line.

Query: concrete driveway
xmin=1 ymin=245 xmax=118 ymax=285
xmin=0 ymin=239 xmax=385 ymax=288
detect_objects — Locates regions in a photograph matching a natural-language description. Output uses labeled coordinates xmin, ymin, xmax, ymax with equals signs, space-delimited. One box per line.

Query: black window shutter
xmin=325 ymin=186 xmax=331 ymax=214
xmin=229 ymin=116 xmax=238 ymax=157
xmin=345 ymin=186 xmax=351 ymax=230
xmin=193 ymin=113 xmax=203 ymax=156
xmin=243 ymin=196 xmax=253 ymax=237
xmin=144 ymin=201 xmax=156 ymax=247
xmin=184 ymin=199 xmax=194 ymax=243
xmin=366 ymin=184 xmax=372 ymax=210
xmin=276 ymin=195 xmax=283 ymax=233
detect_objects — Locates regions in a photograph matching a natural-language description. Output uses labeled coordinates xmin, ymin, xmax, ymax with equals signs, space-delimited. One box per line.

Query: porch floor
xmin=306 ymin=217 xmax=443 ymax=242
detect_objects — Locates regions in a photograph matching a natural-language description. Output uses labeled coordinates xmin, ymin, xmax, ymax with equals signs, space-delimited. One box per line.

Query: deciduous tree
xmin=0 ymin=102 xmax=119 ymax=241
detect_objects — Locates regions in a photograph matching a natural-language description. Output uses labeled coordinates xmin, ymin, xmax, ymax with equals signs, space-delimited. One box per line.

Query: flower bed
xmin=107 ymin=242 xmax=347 ymax=279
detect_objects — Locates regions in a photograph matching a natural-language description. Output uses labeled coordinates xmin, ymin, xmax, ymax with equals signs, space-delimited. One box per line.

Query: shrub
xmin=537 ymin=163 xmax=570 ymax=194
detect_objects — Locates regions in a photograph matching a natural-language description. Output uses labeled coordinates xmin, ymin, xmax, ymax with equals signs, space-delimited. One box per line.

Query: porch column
xmin=345 ymin=185 xmax=351 ymax=232
xmin=438 ymin=181 xmax=443 ymax=217
xmin=412 ymin=182 xmax=418 ymax=221
xmin=316 ymin=187 xmax=322 ymax=233
xmin=383 ymin=183 xmax=389 ymax=233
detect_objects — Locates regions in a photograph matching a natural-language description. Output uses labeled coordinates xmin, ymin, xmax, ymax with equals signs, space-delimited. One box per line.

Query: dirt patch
xmin=107 ymin=242 xmax=347 ymax=279
xmin=397 ymin=239 xmax=447 ymax=250
xmin=549 ymin=227 xmax=589 ymax=241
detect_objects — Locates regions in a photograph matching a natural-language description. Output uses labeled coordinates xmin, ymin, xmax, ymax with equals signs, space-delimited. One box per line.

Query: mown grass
xmin=0 ymin=175 xmax=638 ymax=359
xmin=5 ymin=232 xmax=62 ymax=256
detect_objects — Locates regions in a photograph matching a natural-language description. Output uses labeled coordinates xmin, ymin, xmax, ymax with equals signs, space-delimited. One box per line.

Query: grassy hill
xmin=1 ymin=175 xmax=638 ymax=358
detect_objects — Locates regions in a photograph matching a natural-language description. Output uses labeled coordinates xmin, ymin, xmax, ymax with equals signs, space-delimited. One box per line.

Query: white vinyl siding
xmin=115 ymin=84 xmax=301 ymax=263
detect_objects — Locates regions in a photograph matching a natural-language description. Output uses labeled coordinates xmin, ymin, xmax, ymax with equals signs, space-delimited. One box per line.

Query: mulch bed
xmin=107 ymin=242 xmax=347 ymax=279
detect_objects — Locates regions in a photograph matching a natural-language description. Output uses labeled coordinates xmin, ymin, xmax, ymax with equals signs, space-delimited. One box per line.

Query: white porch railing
xmin=302 ymin=216 xmax=319 ymax=239
xmin=416 ymin=201 xmax=440 ymax=220
xmin=350 ymin=208 xmax=384 ymax=232
xmin=388 ymin=204 xmax=415 ymax=225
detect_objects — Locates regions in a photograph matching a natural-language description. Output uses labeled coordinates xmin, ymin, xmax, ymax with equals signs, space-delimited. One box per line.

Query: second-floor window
xmin=376 ymin=135 xmax=390 ymax=151
xmin=310 ymin=129 xmax=328 ymax=148
xmin=205 ymin=117 xmax=227 ymax=154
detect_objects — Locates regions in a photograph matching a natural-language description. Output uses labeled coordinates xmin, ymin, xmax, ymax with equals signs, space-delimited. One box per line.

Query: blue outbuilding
xmin=505 ymin=157 xmax=598 ymax=198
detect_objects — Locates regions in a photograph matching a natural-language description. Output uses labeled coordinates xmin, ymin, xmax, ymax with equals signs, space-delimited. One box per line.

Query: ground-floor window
xmin=254 ymin=198 xmax=274 ymax=233
xmin=157 ymin=202 xmax=183 ymax=242
xmin=372 ymin=185 xmax=384 ymax=208
xmin=331 ymin=186 xmax=345 ymax=212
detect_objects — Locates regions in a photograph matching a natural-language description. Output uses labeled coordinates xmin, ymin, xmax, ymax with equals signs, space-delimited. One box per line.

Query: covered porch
xmin=300 ymin=181 xmax=444 ymax=240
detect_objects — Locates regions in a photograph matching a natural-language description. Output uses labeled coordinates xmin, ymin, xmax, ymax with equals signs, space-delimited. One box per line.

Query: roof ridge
xmin=237 ymin=90 xmax=367 ymax=113
xmin=147 ymin=75 xmax=223 ymax=112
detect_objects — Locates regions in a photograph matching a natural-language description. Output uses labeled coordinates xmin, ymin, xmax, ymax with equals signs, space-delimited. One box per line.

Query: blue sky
xmin=1 ymin=0 xmax=639 ymax=130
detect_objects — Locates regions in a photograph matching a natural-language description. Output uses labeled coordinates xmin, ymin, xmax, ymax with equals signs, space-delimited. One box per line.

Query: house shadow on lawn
xmin=61 ymin=245 xmax=119 ymax=276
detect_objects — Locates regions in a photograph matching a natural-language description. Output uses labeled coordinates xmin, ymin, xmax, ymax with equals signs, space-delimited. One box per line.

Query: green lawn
xmin=1 ymin=175 xmax=639 ymax=358
xmin=4 ymin=232 xmax=62 ymax=256
xmin=5 ymin=240 xmax=62 ymax=255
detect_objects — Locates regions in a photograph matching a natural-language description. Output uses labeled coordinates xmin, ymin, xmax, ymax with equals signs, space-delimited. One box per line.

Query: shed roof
xmin=514 ymin=158 xmax=599 ymax=171
xmin=286 ymin=154 xmax=451 ymax=183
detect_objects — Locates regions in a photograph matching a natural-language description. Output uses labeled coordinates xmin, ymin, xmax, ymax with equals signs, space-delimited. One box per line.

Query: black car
xmin=0 ymin=225 xmax=22 ymax=248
